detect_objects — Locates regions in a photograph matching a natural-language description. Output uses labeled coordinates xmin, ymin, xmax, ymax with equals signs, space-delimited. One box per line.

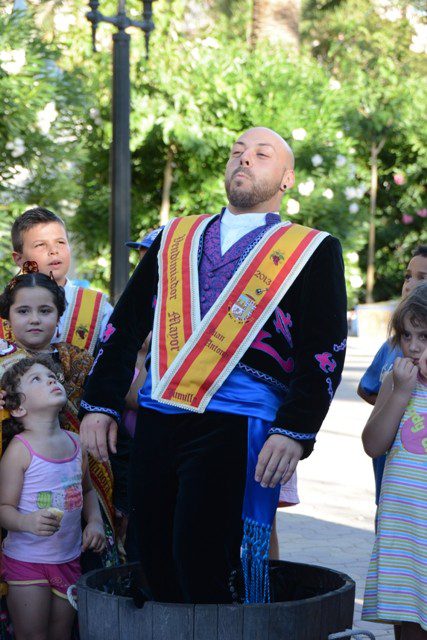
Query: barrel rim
xmin=76 ymin=560 xmax=355 ymax=609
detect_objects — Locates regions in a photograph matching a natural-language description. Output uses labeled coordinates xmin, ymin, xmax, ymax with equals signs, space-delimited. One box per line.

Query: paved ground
xmin=276 ymin=336 xmax=395 ymax=639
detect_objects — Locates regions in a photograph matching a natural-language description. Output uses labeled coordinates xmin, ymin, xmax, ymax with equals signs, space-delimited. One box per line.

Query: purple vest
xmin=198 ymin=213 xmax=280 ymax=318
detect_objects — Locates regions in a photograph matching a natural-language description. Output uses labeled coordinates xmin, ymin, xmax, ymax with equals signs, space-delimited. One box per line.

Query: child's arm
xmin=125 ymin=366 xmax=147 ymax=410
xmin=0 ymin=440 xmax=59 ymax=536
xmin=81 ymin=450 xmax=106 ymax=553
xmin=124 ymin=339 xmax=150 ymax=410
xmin=362 ymin=357 xmax=418 ymax=458
xmin=356 ymin=383 xmax=377 ymax=406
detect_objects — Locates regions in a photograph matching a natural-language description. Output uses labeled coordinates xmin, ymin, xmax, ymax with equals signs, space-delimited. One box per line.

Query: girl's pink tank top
xmin=3 ymin=431 xmax=83 ymax=564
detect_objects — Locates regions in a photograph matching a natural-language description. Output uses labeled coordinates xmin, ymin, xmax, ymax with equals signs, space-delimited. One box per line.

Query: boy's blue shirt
xmin=360 ymin=340 xmax=402 ymax=395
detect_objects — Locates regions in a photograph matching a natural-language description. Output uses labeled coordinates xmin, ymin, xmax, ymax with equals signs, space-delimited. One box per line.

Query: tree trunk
xmin=251 ymin=0 xmax=301 ymax=51
xmin=366 ymin=138 xmax=385 ymax=304
xmin=159 ymin=147 xmax=174 ymax=226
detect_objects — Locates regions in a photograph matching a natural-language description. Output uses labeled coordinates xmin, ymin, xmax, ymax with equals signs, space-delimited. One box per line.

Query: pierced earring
xmin=56 ymin=326 xmax=60 ymax=339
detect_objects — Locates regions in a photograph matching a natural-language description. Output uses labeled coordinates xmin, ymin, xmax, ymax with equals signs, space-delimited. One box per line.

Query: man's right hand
xmin=80 ymin=413 xmax=118 ymax=461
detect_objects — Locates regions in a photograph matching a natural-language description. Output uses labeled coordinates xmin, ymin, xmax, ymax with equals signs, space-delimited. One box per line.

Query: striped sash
xmin=61 ymin=287 xmax=106 ymax=354
xmin=0 ymin=319 xmax=14 ymax=343
xmin=151 ymin=215 xmax=328 ymax=412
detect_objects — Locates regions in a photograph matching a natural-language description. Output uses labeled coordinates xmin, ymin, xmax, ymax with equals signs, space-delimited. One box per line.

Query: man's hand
xmin=80 ymin=413 xmax=118 ymax=461
xmin=255 ymin=434 xmax=303 ymax=489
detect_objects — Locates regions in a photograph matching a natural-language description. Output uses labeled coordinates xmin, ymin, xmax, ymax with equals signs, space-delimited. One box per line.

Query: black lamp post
xmin=86 ymin=1 xmax=156 ymax=304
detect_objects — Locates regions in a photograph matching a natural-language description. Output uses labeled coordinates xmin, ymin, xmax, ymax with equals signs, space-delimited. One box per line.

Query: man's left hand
xmin=255 ymin=434 xmax=303 ymax=489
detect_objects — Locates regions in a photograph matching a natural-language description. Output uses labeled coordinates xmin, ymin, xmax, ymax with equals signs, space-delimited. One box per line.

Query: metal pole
xmin=110 ymin=30 xmax=131 ymax=304
xmin=86 ymin=1 xmax=156 ymax=303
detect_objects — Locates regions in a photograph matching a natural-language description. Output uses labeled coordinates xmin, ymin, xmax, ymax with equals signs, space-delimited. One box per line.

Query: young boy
xmin=6 ymin=207 xmax=112 ymax=354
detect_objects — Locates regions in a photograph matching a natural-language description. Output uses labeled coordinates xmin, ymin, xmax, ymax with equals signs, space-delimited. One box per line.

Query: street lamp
xmin=86 ymin=1 xmax=156 ymax=304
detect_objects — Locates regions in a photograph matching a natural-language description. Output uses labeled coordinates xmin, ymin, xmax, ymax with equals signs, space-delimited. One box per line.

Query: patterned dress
xmin=363 ymin=376 xmax=427 ymax=629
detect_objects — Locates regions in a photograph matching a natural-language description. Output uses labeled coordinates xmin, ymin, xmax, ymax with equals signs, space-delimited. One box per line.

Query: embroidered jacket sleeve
xmin=79 ymin=235 xmax=161 ymax=421
xmin=269 ymin=236 xmax=347 ymax=458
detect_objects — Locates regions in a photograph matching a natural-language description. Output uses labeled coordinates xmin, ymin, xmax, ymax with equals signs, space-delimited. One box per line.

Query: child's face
xmin=400 ymin=316 xmax=427 ymax=366
xmin=9 ymin=286 xmax=59 ymax=352
xmin=402 ymin=255 xmax=427 ymax=299
xmin=16 ymin=363 xmax=66 ymax=415
xmin=12 ymin=222 xmax=71 ymax=286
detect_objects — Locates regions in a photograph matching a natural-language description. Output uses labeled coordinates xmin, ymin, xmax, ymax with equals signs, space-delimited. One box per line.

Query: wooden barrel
xmin=77 ymin=561 xmax=355 ymax=640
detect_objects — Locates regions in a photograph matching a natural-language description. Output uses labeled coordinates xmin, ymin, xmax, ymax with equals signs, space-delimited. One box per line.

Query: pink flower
xmin=402 ymin=214 xmax=413 ymax=225
xmin=393 ymin=173 xmax=406 ymax=185
xmin=416 ymin=208 xmax=427 ymax=218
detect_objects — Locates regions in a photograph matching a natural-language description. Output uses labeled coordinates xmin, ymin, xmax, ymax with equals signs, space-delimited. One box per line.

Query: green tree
xmin=303 ymin=0 xmax=426 ymax=301
xmin=1 ymin=0 xmax=424 ymax=306
xmin=0 ymin=5 xmax=94 ymax=283
xmin=251 ymin=0 xmax=301 ymax=50
xmin=71 ymin=24 xmax=362 ymax=297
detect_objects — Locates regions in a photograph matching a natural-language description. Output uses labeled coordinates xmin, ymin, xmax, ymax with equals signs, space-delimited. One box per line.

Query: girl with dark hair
xmin=0 ymin=357 xmax=105 ymax=640
xmin=0 ymin=268 xmax=92 ymax=419
xmin=362 ymin=282 xmax=427 ymax=638
xmin=0 ymin=265 xmax=117 ymax=569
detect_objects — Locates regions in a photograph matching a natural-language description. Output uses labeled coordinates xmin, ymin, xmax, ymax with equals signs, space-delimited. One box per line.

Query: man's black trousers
xmin=128 ymin=408 xmax=248 ymax=604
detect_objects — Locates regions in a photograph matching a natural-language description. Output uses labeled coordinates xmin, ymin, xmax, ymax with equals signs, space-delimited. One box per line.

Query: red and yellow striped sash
xmin=61 ymin=405 xmax=115 ymax=530
xmin=61 ymin=287 xmax=105 ymax=354
xmin=0 ymin=318 xmax=14 ymax=342
xmin=152 ymin=215 xmax=328 ymax=412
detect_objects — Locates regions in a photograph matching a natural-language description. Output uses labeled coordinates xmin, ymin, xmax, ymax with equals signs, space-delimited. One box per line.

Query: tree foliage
xmin=303 ymin=0 xmax=426 ymax=301
xmin=0 ymin=5 xmax=95 ymax=283
xmin=0 ymin=0 xmax=425 ymax=302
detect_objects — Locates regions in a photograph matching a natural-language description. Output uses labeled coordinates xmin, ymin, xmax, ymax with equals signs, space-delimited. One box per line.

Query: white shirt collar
xmin=222 ymin=207 xmax=277 ymax=230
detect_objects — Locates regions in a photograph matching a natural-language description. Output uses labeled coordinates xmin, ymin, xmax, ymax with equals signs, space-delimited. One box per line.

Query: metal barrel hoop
xmin=328 ymin=629 xmax=376 ymax=639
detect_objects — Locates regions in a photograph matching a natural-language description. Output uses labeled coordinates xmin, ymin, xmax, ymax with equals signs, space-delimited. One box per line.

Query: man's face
xmin=402 ymin=255 xmax=427 ymax=299
xmin=13 ymin=222 xmax=71 ymax=286
xmin=224 ymin=128 xmax=293 ymax=211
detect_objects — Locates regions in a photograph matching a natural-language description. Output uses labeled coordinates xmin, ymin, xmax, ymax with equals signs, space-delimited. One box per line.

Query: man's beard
xmin=225 ymin=169 xmax=281 ymax=209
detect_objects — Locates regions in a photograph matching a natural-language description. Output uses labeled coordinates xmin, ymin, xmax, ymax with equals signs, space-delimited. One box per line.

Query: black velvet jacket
xmin=81 ymin=221 xmax=347 ymax=459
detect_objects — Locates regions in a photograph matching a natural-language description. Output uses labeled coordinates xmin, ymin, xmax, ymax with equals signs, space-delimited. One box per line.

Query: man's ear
xmin=10 ymin=405 xmax=26 ymax=419
xmin=282 ymin=169 xmax=295 ymax=191
xmin=12 ymin=251 xmax=23 ymax=267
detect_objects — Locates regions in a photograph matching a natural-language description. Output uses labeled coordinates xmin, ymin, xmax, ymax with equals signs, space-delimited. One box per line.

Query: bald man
xmin=80 ymin=127 xmax=347 ymax=604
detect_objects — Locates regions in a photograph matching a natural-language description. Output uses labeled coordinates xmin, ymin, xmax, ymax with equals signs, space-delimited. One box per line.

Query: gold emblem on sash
xmin=228 ymin=293 xmax=257 ymax=324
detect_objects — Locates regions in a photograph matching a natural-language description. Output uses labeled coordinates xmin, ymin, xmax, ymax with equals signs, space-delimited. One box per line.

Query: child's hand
xmin=419 ymin=348 xmax=427 ymax=380
xmin=392 ymin=357 xmax=418 ymax=395
xmin=82 ymin=521 xmax=106 ymax=554
xmin=24 ymin=509 xmax=60 ymax=536
xmin=114 ymin=508 xmax=128 ymax=542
